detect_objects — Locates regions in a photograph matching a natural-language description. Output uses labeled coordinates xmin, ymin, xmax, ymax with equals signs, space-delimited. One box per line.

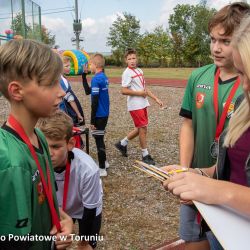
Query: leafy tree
xmin=11 ymin=13 xmax=55 ymax=46
xmin=107 ymin=12 xmax=141 ymax=65
xmin=137 ymin=32 xmax=156 ymax=66
xmin=40 ymin=25 xmax=55 ymax=46
xmin=169 ymin=4 xmax=215 ymax=66
xmin=11 ymin=12 xmax=31 ymax=38
xmin=152 ymin=26 xmax=171 ymax=67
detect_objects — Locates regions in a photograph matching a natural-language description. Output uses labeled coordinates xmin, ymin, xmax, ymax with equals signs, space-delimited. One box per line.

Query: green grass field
xmin=105 ymin=67 xmax=194 ymax=79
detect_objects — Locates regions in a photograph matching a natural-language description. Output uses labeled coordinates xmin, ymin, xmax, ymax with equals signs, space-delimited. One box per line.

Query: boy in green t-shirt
xmin=0 ymin=39 xmax=73 ymax=249
xmin=164 ymin=2 xmax=250 ymax=250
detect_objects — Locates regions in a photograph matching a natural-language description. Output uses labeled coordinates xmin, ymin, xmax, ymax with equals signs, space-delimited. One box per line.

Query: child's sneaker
xmin=142 ymin=154 xmax=155 ymax=165
xmin=115 ymin=141 xmax=128 ymax=157
xmin=105 ymin=161 xmax=110 ymax=169
xmin=99 ymin=168 xmax=107 ymax=177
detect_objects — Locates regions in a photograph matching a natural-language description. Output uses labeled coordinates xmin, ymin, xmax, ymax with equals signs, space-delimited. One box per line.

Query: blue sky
xmin=0 ymin=0 xmax=244 ymax=52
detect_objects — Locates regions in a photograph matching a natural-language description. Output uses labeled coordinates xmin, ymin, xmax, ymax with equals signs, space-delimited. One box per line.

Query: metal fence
xmin=0 ymin=0 xmax=41 ymax=44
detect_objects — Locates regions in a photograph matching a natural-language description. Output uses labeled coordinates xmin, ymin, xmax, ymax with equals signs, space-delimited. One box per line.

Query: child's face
xmin=46 ymin=137 xmax=75 ymax=168
xmin=210 ymin=24 xmax=234 ymax=69
xmin=126 ymin=53 xmax=137 ymax=68
xmin=63 ymin=61 xmax=71 ymax=75
xmin=20 ymin=78 xmax=65 ymax=118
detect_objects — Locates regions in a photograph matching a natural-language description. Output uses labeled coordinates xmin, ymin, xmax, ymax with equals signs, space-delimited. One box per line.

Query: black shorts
xmin=73 ymin=213 xmax=102 ymax=248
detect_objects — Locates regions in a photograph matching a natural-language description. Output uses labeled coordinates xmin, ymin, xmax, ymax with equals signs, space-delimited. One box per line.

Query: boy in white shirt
xmin=39 ymin=110 xmax=103 ymax=250
xmin=115 ymin=48 xmax=163 ymax=165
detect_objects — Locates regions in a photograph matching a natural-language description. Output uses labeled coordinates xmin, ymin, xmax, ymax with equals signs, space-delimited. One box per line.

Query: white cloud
xmin=40 ymin=12 xmax=121 ymax=51
xmin=42 ymin=15 xmax=74 ymax=50
xmin=81 ymin=12 xmax=122 ymax=52
xmin=40 ymin=0 xmax=238 ymax=52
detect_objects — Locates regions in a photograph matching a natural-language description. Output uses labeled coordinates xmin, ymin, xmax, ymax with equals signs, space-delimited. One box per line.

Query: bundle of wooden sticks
xmin=133 ymin=160 xmax=187 ymax=182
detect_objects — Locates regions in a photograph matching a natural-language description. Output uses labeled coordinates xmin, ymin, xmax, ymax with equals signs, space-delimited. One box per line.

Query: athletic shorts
xmin=129 ymin=108 xmax=148 ymax=128
xmin=73 ymin=213 xmax=102 ymax=248
xmin=179 ymin=204 xmax=207 ymax=242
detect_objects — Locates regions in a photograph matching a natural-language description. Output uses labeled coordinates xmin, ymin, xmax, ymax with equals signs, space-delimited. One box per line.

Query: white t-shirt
xmin=122 ymin=67 xmax=150 ymax=111
xmin=54 ymin=148 xmax=103 ymax=219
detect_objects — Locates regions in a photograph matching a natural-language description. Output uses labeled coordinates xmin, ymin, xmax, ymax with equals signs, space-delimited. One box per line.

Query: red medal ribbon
xmin=8 ymin=115 xmax=61 ymax=231
xmin=213 ymin=68 xmax=240 ymax=141
xmin=62 ymin=161 xmax=71 ymax=211
xmin=129 ymin=67 xmax=145 ymax=89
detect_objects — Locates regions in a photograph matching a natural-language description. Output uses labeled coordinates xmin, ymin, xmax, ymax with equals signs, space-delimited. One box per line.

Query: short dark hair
xmin=208 ymin=2 xmax=250 ymax=36
xmin=124 ymin=48 xmax=137 ymax=58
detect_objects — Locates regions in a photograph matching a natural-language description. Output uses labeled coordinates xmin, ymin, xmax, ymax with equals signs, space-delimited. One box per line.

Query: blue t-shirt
xmin=91 ymin=72 xmax=110 ymax=117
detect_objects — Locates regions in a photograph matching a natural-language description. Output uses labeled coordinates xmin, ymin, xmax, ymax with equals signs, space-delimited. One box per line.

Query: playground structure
xmin=62 ymin=49 xmax=90 ymax=75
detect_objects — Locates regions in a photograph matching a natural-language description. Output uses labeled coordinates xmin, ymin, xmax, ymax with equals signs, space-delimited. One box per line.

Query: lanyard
xmin=8 ymin=115 xmax=61 ymax=231
xmin=129 ymin=67 xmax=145 ymax=89
xmin=213 ymin=68 xmax=240 ymax=141
xmin=62 ymin=161 xmax=71 ymax=211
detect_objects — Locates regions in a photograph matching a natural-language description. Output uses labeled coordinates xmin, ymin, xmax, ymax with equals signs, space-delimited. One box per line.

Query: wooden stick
xmin=132 ymin=165 xmax=165 ymax=182
xmin=135 ymin=160 xmax=170 ymax=179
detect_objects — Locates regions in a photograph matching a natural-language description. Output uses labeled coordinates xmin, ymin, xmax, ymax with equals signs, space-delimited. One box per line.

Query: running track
xmin=68 ymin=76 xmax=187 ymax=88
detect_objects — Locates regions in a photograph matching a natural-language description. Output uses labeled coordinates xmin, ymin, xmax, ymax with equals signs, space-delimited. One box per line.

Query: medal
xmin=210 ymin=140 xmax=219 ymax=159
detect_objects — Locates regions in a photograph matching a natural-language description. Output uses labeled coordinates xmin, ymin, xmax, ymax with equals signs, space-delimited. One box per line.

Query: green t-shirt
xmin=0 ymin=126 xmax=59 ymax=250
xmin=180 ymin=64 xmax=243 ymax=168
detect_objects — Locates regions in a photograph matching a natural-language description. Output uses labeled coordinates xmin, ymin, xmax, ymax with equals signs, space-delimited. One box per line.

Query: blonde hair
xmin=92 ymin=53 xmax=105 ymax=69
xmin=0 ymin=39 xmax=63 ymax=99
xmin=224 ymin=16 xmax=250 ymax=147
xmin=38 ymin=110 xmax=73 ymax=142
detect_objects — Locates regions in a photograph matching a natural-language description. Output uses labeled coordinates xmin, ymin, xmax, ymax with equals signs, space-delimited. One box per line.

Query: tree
xmin=11 ymin=12 xmax=31 ymax=38
xmin=107 ymin=12 xmax=141 ymax=65
xmin=152 ymin=26 xmax=171 ymax=67
xmin=137 ymin=32 xmax=156 ymax=66
xmin=168 ymin=4 xmax=216 ymax=67
xmin=11 ymin=13 xmax=55 ymax=46
xmin=40 ymin=25 xmax=55 ymax=46
xmin=138 ymin=26 xmax=171 ymax=67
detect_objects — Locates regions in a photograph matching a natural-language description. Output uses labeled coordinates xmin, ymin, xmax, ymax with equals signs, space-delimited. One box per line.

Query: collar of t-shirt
xmin=1 ymin=123 xmax=43 ymax=154
xmin=214 ymin=68 xmax=238 ymax=85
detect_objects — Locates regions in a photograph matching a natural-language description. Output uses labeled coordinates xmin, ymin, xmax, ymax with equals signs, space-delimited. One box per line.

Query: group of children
xmin=0 ymin=32 xmax=161 ymax=249
xmin=2 ymin=2 xmax=250 ymax=249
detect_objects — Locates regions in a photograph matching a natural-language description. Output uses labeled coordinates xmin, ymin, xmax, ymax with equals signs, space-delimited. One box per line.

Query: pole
xmin=73 ymin=0 xmax=82 ymax=50
xmin=38 ymin=6 xmax=42 ymax=41
xmin=75 ymin=0 xmax=79 ymax=50
xmin=21 ymin=0 xmax=27 ymax=38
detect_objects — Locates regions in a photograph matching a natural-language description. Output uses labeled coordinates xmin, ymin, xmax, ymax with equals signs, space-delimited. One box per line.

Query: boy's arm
xmin=69 ymin=101 xmax=84 ymax=122
xmin=179 ymin=73 xmax=195 ymax=167
xmin=179 ymin=118 xmax=194 ymax=167
xmin=121 ymin=69 xmax=146 ymax=97
xmin=91 ymin=95 xmax=99 ymax=126
xmin=121 ymin=87 xmax=147 ymax=97
xmin=146 ymin=88 xmax=163 ymax=107
xmin=82 ymin=72 xmax=91 ymax=95
xmin=80 ymin=166 xmax=102 ymax=240
xmin=50 ymin=208 xmax=73 ymax=250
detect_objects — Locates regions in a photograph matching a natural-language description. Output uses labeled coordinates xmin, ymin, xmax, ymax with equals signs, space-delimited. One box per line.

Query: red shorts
xmin=130 ymin=108 xmax=148 ymax=128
